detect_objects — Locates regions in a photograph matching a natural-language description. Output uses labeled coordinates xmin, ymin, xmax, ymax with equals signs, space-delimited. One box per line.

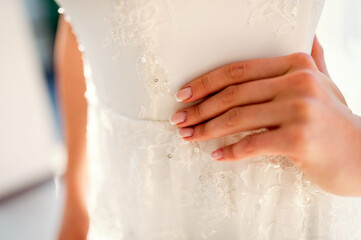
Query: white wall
xmin=317 ymin=0 xmax=361 ymax=115
xmin=0 ymin=0 xmax=62 ymax=198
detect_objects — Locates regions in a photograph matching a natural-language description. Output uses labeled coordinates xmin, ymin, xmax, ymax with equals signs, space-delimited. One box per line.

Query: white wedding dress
xmin=55 ymin=0 xmax=361 ymax=239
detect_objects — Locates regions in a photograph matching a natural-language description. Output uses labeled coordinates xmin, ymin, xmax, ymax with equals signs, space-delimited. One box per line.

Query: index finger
xmin=175 ymin=52 xmax=317 ymax=103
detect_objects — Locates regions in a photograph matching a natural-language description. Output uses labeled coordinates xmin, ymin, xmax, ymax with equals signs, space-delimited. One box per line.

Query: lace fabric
xmin=103 ymin=0 xmax=175 ymax=119
xmin=247 ymin=0 xmax=301 ymax=37
xmin=84 ymin=71 xmax=361 ymax=239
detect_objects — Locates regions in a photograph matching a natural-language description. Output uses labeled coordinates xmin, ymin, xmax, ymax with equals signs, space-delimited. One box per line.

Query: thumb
xmin=311 ymin=35 xmax=330 ymax=77
xmin=311 ymin=35 xmax=348 ymax=106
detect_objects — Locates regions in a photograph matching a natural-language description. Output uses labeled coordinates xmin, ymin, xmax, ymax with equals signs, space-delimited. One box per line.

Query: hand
xmin=170 ymin=36 xmax=361 ymax=196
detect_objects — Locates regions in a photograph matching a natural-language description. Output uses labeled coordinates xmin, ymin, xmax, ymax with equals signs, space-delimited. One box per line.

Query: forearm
xmin=64 ymin=122 xmax=87 ymax=201
xmin=54 ymin=15 xmax=88 ymax=202
xmin=61 ymin=77 xmax=87 ymax=195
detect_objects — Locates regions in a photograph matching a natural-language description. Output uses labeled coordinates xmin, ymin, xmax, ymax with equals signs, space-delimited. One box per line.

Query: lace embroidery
xmin=86 ymin=74 xmax=352 ymax=239
xmin=104 ymin=0 xmax=175 ymax=119
xmin=247 ymin=0 xmax=301 ymax=38
xmin=84 ymin=66 xmax=298 ymax=238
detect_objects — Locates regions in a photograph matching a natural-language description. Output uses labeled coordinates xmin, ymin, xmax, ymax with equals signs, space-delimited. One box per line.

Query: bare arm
xmin=54 ymin=15 xmax=89 ymax=239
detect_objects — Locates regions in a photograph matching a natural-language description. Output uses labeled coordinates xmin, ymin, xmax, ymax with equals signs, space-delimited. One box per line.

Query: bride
xmin=54 ymin=0 xmax=361 ymax=239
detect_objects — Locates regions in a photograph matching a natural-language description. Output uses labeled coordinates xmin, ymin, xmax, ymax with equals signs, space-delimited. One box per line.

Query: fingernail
xmin=169 ymin=111 xmax=187 ymax=125
xmin=177 ymin=127 xmax=194 ymax=138
xmin=211 ymin=149 xmax=224 ymax=160
xmin=175 ymin=87 xmax=192 ymax=102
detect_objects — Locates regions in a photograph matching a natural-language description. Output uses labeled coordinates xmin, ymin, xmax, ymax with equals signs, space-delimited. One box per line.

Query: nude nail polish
xmin=177 ymin=127 xmax=194 ymax=138
xmin=175 ymin=87 xmax=192 ymax=102
xmin=211 ymin=149 xmax=224 ymax=160
xmin=169 ymin=111 xmax=187 ymax=125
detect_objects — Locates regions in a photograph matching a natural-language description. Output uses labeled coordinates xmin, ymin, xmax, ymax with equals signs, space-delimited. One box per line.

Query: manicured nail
xmin=211 ymin=149 xmax=224 ymax=160
xmin=177 ymin=127 xmax=194 ymax=138
xmin=175 ymin=87 xmax=192 ymax=102
xmin=169 ymin=111 xmax=187 ymax=125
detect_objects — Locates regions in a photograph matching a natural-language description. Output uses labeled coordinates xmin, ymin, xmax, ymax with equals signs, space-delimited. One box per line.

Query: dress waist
xmin=85 ymin=81 xmax=173 ymax=124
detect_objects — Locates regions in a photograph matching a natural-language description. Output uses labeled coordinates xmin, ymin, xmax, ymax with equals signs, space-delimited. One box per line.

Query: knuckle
xmin=221 ymin=85 xmax=239 ymax=105
xmin=196 ymin=123 xmax=207 ymax=137
xmin=292 ymin=70 xmax=321 ymax=97
xmin=290 ymin=98 xmax=314 ymax=121
xmin=225 ymin=62 xmax=246 ymax=82
xmin=242 ymin=135 xmax=255 ymax=154
xmin=192 ymin=104 xmax=203 ymax=119
xmin=295 ymin=69 xmax=316 ymax=82
xmin=224 ymin=145 xmax=236 ymax=160
xmin=225 ymin=107 xmax=242 ymax=127
xmin=197 ymin=124 xmax=207 ymax=136
xmin=292 ymin=52 xmax=315 ymax=68
xmin=199 ymin=74 xmax=211 ymax=91
xmin=293 ymin=52 xmax=314 ymax=63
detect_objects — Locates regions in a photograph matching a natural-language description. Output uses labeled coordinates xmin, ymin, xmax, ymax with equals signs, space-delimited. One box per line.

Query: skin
xmin=171 ymin=36 xmax=361 ymax=197
xmin=55 ymin=16 xmax=89 ymax=240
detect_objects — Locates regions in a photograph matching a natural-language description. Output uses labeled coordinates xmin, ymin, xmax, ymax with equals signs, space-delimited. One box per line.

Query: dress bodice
xmin=55 ymin=0 xmax=325 ymax=120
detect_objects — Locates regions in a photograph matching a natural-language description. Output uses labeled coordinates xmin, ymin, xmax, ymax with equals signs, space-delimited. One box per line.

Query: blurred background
xmin=0 ymin=1 xmax=64 ymax=239
xmin=0 ymin=0 xmax=360 ymax=239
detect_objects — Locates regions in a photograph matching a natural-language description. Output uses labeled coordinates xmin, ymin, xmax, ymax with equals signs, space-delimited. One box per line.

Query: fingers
xmin=175 ymin=56 xmax=290 ymax=103
xmin=172 ymin=69 xmax=319 ymax=128
xmin=177 ymin=101 xmax=286 ymax=142
xmin=175 ymin=52 xmax=318 ymax=103
xmin=311 ymin=35 xmax=330 ymax=77
xmin=172 ymin=76 xmax=284 ymax=128
xmin=211 ymin=127 xmax=290 ymax=161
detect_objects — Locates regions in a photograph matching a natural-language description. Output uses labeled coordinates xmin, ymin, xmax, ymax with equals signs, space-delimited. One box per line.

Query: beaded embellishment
xmin=104 ymin=0 xmax=176 ymax=119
